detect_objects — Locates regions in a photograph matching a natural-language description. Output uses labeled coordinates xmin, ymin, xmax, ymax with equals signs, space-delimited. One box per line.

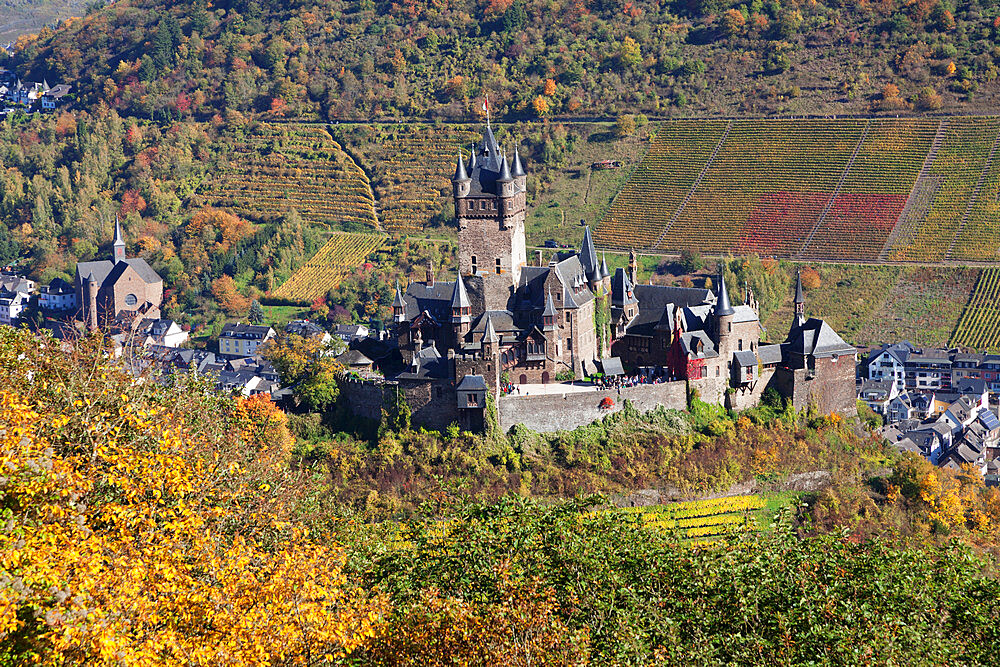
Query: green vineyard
xmin=272 ymin=231 xmax=386 ymax=302
xmin=950 ymin=268 xmax=1000 ymax=350
xmin=598 ymin=116 xmax=1000 ymax=263
xmin=200 ymin=123 xmax=379 ymax=231
xmin=336 ymin=124 xmax=480 ymax=232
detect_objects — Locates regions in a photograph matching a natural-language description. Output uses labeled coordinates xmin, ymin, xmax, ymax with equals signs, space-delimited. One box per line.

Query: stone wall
xmin=773 ymin=358 xmax=858 ymax=417
xmin=727 ymin=367 xmax=777 ymax=411
xmin=498 ymin=381 xmax=686 ymax=433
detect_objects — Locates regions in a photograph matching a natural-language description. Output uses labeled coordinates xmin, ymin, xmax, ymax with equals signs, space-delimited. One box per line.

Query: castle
xmin=346 ymin=122 xmax=857 ymax=432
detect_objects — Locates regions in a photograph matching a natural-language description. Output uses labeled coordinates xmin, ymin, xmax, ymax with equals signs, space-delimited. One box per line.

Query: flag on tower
xmin=482 ymin=95 xmax=490 ymax=127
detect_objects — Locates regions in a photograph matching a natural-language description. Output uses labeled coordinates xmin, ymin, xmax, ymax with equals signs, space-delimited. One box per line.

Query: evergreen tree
xmin=248 ymin=299 xmax=265 ymax=324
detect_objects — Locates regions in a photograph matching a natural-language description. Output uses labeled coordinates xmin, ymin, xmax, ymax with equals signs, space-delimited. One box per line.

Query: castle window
xmin=125 ymin=293 xmax=137 ymax=306
xmin=471 ymin=256 xmax=478 ymax=273
xmin=496 ymin=258 xmax=502 ymax=274
xmin=479 ymin=201 xmax=486 ymax=210
xmin=491 ymin=201 xmax=497 ymax=210
xmin=738 ymin=339 xmax=743 ymax=351
xmin=565 ymin=312 xmax=571 ymax=323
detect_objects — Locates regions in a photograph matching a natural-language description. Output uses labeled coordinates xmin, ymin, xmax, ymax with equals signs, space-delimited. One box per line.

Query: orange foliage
xmin=211 ymin=274 xmax=251 ymax=316
xmin=543 ymin=78 xmax=557 ymax=96
xmin=800 ymin=266 xmax=821 ymax=290
xmin=187 ymin=207 xmax=254 ymax=253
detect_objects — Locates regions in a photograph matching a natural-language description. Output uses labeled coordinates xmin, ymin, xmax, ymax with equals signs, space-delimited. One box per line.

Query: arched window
xmin=124 ymin=293 xmax=137 ymax=306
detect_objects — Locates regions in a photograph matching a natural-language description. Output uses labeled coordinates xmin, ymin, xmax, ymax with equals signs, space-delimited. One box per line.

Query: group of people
xmin=590 ymin=373 xmax=671 ymax=390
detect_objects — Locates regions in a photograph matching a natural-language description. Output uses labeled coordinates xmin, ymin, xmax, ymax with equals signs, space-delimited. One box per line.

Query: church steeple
xmin=112 ymin=214 xmax=126 ymax=264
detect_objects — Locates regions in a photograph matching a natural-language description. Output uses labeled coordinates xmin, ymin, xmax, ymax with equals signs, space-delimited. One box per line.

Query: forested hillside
xmin=9 ymin=0 xmax=1000 ymax=120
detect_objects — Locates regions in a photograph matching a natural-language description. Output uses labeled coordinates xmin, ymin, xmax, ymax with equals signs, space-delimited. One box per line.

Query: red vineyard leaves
xmin=735 ymin=192 xmax=831 ymax=256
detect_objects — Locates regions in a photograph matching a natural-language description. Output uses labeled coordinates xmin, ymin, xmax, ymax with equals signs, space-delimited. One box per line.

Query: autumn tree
xmin=0 ymin=328 xmax=385 ymax=665
xmin=261 ymin=332 xmax=346 ymax=411
xmin=211 ymin=274 xmax=250 ymax=316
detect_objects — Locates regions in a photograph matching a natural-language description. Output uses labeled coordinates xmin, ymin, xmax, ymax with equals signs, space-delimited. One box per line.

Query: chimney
xmin=426 ymin=261 xmax=435 ymax=288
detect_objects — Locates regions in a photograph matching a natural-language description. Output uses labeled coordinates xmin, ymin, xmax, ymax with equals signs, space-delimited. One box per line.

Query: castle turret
xmin=714 ymin=267 xmax=736 ymax=355
xmin=392 ymin=280 xmax=406 ymax=324
xmin=452 ymin=151 xmax=471 ymax=207
xmin=497 ymin=152 xmax=514 ymax=199
xmin=580 ymin=226 xmax=600 ymax=288
xmin=542 ymin=291 xmax=557 ymax=331
xmin=628 ymin=248 xmax=638 ymax=285
xmin=112 ymin=215 xmax=126 ymax=264
xmin=426 ymin=260 xmax=435 ymax=287
xmin=512 ymin=145 xmax=526 ymax=191
xmin=482 ymin=312 xmax=499 ymax=357
xmin=451 ymin=271 xmax=471 ymax=342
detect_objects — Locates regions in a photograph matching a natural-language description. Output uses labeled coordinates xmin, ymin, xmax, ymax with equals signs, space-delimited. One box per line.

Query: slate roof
xmin=679 ymin=330 xmax=719 ymax=359
xmin=757 ymin=344 xmax=783 ymax=365
xmin=285 ymin=319 xmax=328 ymax=338
xmin=610 ymin=268 xmax=638 ymax=308
xmin=456 ymin=374 xmax=488 ymax=391
xmin=733 ymin=350 xmax=757 ymax=367
xmin=42 ymin=277 xmax=73 ymax=295
xmin=785 ymin=318 xmax=855 ymax=358
xmin=402 ymin=280 xmax=456 ymax=322
xmin=715 ymin=273 xmax=735 ymax=317
xmin=221 ymin=323 xmax=274 ymax=339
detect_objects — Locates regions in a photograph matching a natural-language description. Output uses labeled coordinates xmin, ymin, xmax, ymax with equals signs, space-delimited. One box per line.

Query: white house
xmin=858 ymin=379 xmax=899 ymax=415
xmin=867 ymin=342 xmax=913 ymax=394
xmin=136 ymin=318 xmax=188 ymax=348
xmin=39 ymin=277 xmax=76 ymax=311
xmin=0 ymin=290 xmax=30 ymax=325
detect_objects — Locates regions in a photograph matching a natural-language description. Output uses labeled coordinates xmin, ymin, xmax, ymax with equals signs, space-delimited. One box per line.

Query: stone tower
xmin=452 ymin=124 xmax=527 ymax=311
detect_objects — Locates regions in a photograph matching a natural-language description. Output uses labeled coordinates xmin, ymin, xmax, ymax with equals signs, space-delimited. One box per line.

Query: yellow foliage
xmin=0 ymin=329 xmax=385 ymax=664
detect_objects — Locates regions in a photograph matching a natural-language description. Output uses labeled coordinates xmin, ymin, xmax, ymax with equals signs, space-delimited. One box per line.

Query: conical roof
xmin=600 ymin=252 xmax=610 ymax=279
xmin=450 ymin=272 xmax=470 ymax=309
xmin=482 ymin=313 xmax=499 ymax=343
xmin=392 ymin=280 xmax=406 ymax=308
xmin=715 ymin=270 xmax=735 ymax=317
xmin=480 ymin=125 xmax=500 ymax=157
xmin=794 ymin=269 xmax=804 ymax=304
xmin=469 ymin=144 xmax=477 ymax=170
xmin=497 ymin=153 xmax=513 ymax=182
xmin=512 ymin=146 xmax=526 ymax=177
xmin=579 ymin=226 xmax=599 ymax=280
xmin=543 ymin=290 xmax=557 ymax=317
xmin=453 ymin=151 xmax=469 ymax=182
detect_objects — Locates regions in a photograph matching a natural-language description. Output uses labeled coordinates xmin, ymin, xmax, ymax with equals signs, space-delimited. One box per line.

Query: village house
xmin=40 ymin=277 xmax=76 ymax=311
xmin=218 ymin=323 xmax=276 ymax=358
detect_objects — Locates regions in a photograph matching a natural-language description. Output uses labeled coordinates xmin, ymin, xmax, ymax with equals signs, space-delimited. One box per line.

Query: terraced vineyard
xmin=950 ymin=268 xmax=1000 ymax=350
xmin=615 ymin=494 xmax=767 ymax=543
xmin=200 ymin=123 xmax=379 ymax=231
xmin=335 ymin=124 xmax=479 ymax=232
xmin=596 ymin=120 xmax=729 ymax=250
xmin=596 ymin=116 xmax=1000 ymax=262
xmin=272 ymin=231 xmax=386 ymax=302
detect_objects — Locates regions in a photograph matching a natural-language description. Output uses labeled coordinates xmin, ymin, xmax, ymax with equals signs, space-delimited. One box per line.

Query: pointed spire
xmin=600 ymin=252 xmax=610 ymax=279
xmin=450 ymin=271 xmax=470 ymax=311
xmin=580 ymin=226 xmax=598 ymax=281
xmin=512 ymin=145 xmax=526 ymax=177
xmin=453 ymin=151 xmax=469 ymax=182
xmin=112 ymin=214 xmax=126 ymax=264
xmin=392 ymin=280 xmax=406 ymax=308
xmin=715 ymin=267 xmax=735 ymax=317
xmin=497 ymin=152 xmax=513 ymax=183
xmin=483 ymin=313 xmax=499 ymax=344
xmin=792 ymin=268 xmax=806 ymax=329
xmin=469 ymin=143 xmax=478 ymax=170
xmin=543 ymin=290 xmax=557 ymax=317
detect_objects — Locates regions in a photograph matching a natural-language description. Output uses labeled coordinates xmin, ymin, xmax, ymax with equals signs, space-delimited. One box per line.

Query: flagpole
xmin=485 ymin=94 xmax=490 ymax=129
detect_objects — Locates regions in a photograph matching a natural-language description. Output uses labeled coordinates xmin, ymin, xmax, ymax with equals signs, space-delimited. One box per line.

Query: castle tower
xmin=628 ymin=248 xmax=638 ymax=286
xmin=112 ymin=215 xmax=126 ymax=264
xmin=714 ymin=267 xmax=736 ymax=352
xmin=599 ymin=252 xmax=611 ymax=293
xmin=482 ymin=312 xmax=499 ymax=357
xmin=454 ymin=125 xmax=528 ymax=311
